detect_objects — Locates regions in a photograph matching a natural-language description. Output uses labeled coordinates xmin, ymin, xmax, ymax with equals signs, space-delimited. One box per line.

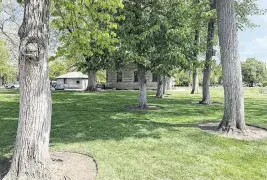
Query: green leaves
xmin=52 ymin=0 xmax=123 ymax=71
xmin=0 ymin=40 xmax=16 ymax=81
xmin=241 ymin=58 xmax=267 ymax=85
xmin=235 ymin=0 xmax=267 ymax=30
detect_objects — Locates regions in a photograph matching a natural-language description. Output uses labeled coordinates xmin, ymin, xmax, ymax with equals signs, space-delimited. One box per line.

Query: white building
xmin=56 ymin=72 xmax=88 ymax=90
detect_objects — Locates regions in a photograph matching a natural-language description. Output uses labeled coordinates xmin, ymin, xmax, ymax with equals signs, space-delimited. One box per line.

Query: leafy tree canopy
xmin=51 ymin=0 xmax=124 ymax=71
xmin=241 ymin=58 xmax=267 ymax=86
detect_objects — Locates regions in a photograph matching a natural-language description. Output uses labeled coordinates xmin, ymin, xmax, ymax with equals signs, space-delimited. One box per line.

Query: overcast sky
xmin=239 ymin=0 xmax=267 ymax=62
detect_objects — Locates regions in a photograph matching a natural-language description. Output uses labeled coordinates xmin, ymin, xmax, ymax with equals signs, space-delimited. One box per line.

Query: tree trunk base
xmin=155 ymin=95 xmax=163 ymax=98
xmin=190 ymin=90 xmax=199 ymax=94
xmin=3 ymin=166 xmax=51 ymax=180
xmin=137 ymin=104 xmax=148 ymax=110
xmin=199 ymin=100 xmax=211 ymax=105
xmin=218 ymin=121 xmax=247 ymax=134
xmin=84 ymin=87 xmax=98 ymax=92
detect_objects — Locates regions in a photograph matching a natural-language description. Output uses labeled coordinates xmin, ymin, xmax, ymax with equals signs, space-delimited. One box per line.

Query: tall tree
xmin=3 ymin=0 xmax=52 ymax=179
xmin=217 ymin=0 xmax=246 ymax=132
xmin=190 ymin=29 xmax=200 ymax=94
xmin=117 ymin=0 xmax=154 ymax=109
xmin=149 ymin=0 xmax=193 ymax=98
xmin=52 ymin=0 xmax=123 ymax=91
xmin=190 ymin=0 xmax=206 ymax=95
xmin=200 ymin=0 xmax=265 ymax=104
xmin=200 ymin=0 xmax=216 ymax=104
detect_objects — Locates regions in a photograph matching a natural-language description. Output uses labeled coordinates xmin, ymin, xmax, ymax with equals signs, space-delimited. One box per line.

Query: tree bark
xmin=0 ymin=76 xmax=3 ymax=85
xmin=4 ymin=0 xmax=52 ymax=179
xmin=162 ymin=74 xmax=167 ymax=95
xmin=200 ymin=0 xmax=216 ymax=104
xmin=138 ymin=65 xmax=148 ymax=109
xmin=191 ymin=29 xmax=200 ymax=94
xmin=156 ymin=74 xmax=163 ymax=98
xmin=217 ymin=0 xmax=246 ymax=132
xmin=85 ymin=70 xmax=97 ymax=91
xmin=191 ymin=70 xmax=199 ymax=94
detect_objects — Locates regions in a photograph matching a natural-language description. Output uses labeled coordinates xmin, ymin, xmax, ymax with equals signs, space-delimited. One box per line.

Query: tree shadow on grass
xmin=50 ymin=110 xmax=198 ymax=144
xmin=1 ymin=90 xmax=267 ymax=160
xmin=0 ymin=159 xmax=10 ymax=179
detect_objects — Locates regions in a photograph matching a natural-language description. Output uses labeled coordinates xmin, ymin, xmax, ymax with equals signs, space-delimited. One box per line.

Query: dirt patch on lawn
xmin=126 ymin=105 xmax=164 ymax=111
xmin=198 ymin=122 xmax=267 ymax=141
xmin=0 ymin=152 xmax=97 ymax=180
xmin=51 ymin=152 xmax=97 ymax=180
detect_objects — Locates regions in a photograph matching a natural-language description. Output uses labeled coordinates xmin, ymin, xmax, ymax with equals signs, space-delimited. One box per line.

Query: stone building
xmin=106 ymin=64 xmax=174 ymax=90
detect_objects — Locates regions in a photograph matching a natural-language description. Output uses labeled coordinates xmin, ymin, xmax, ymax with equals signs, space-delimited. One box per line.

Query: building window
xmin=76 ymin=80 xmax=80 ymax=84
xmin=212 ymin=49 xmax=216 ymax=56
xmin=152 ymin=73 xmax=158 ymax=82
xmin=134 ymin=71 xmax=138 ymax=82
xmin=117 ymin=72 xmax=122 ymax=82
xmin=64 ymin=78 xmax=67 ymax=84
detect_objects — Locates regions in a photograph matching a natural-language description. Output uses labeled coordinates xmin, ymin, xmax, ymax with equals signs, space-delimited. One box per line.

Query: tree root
xmin=218 ymin=121 xmax=248 ymax=135
xmin=199 ymin=100 xmax=211 ymax=105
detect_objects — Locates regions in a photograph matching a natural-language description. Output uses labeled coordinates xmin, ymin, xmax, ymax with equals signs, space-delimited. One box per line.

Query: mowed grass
xmin=0 ymin=87 xmax=267 ymax=180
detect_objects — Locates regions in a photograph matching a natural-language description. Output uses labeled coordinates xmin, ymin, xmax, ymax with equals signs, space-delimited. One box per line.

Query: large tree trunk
xmin=200 ymin=0 xmax=216 ymax=104
xmin=138 ymin=65 xmax=147 ymax=109
xmin=156 ymin=74 xmax=163 ymax=98
xmin=191 ymin=29 xmax=200 ymax=94
xmin=85 ymin=70 xmax=97 ymax=91
xmin=4 ymin=0 xmax=52 ymax=179
xmin=217 ymin=0 xmax=246 ymax=132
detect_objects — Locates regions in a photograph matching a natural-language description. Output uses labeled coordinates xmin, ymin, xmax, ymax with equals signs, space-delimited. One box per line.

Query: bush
xmin=262 ymin=81 xmax=267 ymax=87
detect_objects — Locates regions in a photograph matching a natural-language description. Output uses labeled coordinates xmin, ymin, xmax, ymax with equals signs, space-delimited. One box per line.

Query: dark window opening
xmin=64 ymin=78 xmax=67 ymax=84
xmin=212 ymin=49 xmax=216 ymax=56
xmin=134 ymin=71 xmax=138 ymax=82
xmin=117 ymin=72 xmax=122 ymax=82
xmin=152 ymin=73 xmax=158 ymax=82
xmin=76 ymin=80 xmax=80 ymax=84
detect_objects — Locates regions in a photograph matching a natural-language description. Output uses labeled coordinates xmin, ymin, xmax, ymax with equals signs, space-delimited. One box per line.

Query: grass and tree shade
xmin=0 ymin=88 xmax=267 ymax=180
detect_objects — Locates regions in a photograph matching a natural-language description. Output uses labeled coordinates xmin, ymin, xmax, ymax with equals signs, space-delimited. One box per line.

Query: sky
xmin=239 ymin=0 xmax=267 ymax=62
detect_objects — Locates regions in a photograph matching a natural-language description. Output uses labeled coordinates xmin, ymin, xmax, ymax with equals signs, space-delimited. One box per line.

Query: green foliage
xmin=115 ymin=0 xmax=156 ymax=67
xmin=173 ymin=69 xmax=191 ymax=86
xmin=0 ymin=40 xmax=16 ymax=82
xmin=262 ymin=81 xmax=267 ymax=87
xmin=96 ymin=70 xmax=106 ymax=83
xmin=235 ymin=0 xmax=267 ymax=30
xmin=210 ymin=62 xmax=223 ymax=85
xmin=118 ymin=0 xmax=205 ymax=74
xmin=52 ymin=0 xmax=124 ymax=71
xmin=49 ymin=58 xmax=68 ymax=80
xmin=241 ymin=58 xmax=267 ymax=86
xmin=149 ymin=0 xmax=198 ymax=75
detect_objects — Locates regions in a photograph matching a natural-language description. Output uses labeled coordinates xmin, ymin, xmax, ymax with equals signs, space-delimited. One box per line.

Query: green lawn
xmin=0 ymin=87 xmax=267 ymax=180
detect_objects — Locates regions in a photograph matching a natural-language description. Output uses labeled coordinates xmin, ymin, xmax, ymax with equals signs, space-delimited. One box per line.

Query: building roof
xmin=56 ymin=72 xmax=88 ymax=79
